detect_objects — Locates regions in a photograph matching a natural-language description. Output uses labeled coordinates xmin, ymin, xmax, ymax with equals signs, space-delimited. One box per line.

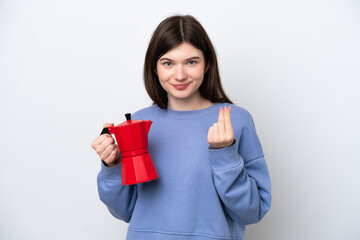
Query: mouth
xmin=172 ymin=83 xmax=191 ymax=90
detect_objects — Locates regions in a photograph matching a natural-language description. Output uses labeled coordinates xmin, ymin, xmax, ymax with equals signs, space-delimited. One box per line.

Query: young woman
xmin=92 ymin=15 xmax=271 ymax=240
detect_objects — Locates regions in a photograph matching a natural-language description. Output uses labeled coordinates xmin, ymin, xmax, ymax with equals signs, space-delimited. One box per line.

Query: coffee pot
xmin=101 ymin=113 xmax=158 ymax=185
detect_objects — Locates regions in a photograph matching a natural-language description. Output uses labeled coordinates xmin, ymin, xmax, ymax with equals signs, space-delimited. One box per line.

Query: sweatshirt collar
xmin=156 ymin=102 xmax=224 ymax=119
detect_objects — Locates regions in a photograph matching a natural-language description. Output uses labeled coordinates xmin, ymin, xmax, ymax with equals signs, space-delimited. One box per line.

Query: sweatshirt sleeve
xmin=97 ymin=161 xmax=138 ymax=223
xmin=208 ymin=111 xmax=271 ymax=225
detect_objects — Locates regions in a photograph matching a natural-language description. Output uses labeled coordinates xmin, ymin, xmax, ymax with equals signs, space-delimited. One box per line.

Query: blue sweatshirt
xmin=97 ymin=102 xmax=271 ymax=240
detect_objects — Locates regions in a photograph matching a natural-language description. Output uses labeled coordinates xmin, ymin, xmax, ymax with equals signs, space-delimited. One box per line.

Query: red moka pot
xmin=101 ymin=113 xmax=158 ymax=185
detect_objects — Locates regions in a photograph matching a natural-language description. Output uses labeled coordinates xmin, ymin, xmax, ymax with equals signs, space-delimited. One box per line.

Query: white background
xmin=1 ymin=0 xmax=359 ymax=239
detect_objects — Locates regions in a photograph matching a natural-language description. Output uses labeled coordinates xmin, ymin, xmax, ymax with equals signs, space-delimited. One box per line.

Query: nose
xmin=174 ymin=65 xmax=187 ymax=81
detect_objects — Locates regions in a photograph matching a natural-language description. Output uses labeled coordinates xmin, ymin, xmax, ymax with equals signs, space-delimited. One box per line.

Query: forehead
xmin=161 ymin=42 xmax=203 ymax=59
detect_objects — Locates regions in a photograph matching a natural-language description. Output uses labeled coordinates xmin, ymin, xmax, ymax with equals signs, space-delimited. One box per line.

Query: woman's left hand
xmin=207 ymin=106 xmax=235 ymax=149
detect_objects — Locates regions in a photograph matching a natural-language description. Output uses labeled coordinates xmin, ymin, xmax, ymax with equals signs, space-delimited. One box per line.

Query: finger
xmin=100 ymin=143 xmax=116 ymax=161
xmin=92 ymin=134 xmax=111 ymax=149
xmin=103 ymin=150 xmax=116 ymax=164
xmin=96 ymin=134 xmax=114 ymax=148
xmin=224 ymin=106 xmax=234 ymax=137
xmin=105 ymin=150 xmax=118 ymax=164
xmin=212 ymin=123 xmax=219 ymax=140
xmin=95 ymin=136 xmax=115 ymax=154
xmin=217 ymin=107 xmax=224 ymax=123
xmin=103 ymin=123 xmax=114 ymax=128
xmin=217 ymin=107 xmax=226 ymax=135
xmin=100 ymin=136 xmax=116 ymax=151
xmin=93 ymin=123 xmax=114 ymax=148
xmin=207 ymin=126 xmax=213 ymax=143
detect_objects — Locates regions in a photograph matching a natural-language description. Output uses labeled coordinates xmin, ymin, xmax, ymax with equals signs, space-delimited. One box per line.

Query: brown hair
xmin=144 ymin=15 xmax=233 ymax=109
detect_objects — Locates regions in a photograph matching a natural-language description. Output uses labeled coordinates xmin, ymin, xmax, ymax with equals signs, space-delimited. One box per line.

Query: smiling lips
xmin=172 ymin=83 xmax=190 ymax=90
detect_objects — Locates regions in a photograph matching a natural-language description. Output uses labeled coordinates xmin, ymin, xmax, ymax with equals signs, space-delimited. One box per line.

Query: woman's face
xmin=156 ymin=42 xmax=207 ymax=106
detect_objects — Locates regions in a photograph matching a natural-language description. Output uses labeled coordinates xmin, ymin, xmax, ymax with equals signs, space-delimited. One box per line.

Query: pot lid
xmin=116 ymin=113 xmax=152 ymax=127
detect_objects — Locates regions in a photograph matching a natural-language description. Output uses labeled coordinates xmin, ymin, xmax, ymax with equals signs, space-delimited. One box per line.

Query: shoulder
xmin=228 ymin=104 xmax=251 ymax=117
xmin=214 ymin=103 xmax=256 ymax=131
xmin=132 ymin=104 xmax=161 ymax=120
xmin=219 ymin=103 xmax=254 ymax=124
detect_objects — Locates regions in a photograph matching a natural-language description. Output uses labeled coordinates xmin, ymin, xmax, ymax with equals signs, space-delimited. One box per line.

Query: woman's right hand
xmin=91 ymin=123 xmax=121 ymax=167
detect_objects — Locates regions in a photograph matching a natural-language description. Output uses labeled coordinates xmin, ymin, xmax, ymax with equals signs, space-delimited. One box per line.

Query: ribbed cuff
xmin=98 ymin=160 xmax=123 ymax=182
xmin=208 ymin=140 xmax=242 ymax=170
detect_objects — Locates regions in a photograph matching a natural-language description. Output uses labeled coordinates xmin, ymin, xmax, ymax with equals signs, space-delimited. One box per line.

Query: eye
xmin=164 ymin=62 xmax=172 ymax=67
xmin=188 ymin=60 xmax=197 ymax=65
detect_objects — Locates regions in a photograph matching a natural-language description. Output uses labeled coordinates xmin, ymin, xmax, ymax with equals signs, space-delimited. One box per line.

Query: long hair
xmin=144 ymin=15 xmax=233 ymax=109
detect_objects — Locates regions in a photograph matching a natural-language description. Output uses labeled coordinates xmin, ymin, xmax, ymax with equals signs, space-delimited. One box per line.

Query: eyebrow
xmin=158 ymin=56 xmax=201 ymax=62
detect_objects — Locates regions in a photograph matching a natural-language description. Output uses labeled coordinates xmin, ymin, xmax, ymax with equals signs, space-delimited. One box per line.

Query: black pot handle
xmin=99 ymin=113 xmax=131 ymax=136
xmin=100 ymin=127 xmax=110 ymax=135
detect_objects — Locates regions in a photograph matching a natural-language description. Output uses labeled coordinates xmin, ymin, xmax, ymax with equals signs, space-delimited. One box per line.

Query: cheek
xmin=157 ymin=70 xmax=170 ymax=91
xmin=158 ymin=81 xmax=167 ymax=92
xmin=192 ymin=68 xmax=205 ymax=82
xmin=157 ymin=69 xmax=172 ymax=83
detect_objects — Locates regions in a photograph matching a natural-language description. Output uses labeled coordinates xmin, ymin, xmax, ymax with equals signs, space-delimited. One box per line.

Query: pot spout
xmin=144 ymin=121 xmax=152 ymax=134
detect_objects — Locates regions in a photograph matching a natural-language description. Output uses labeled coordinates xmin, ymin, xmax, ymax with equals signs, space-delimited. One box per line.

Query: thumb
xmin=103 ymin=123 xmax=114 ymax=128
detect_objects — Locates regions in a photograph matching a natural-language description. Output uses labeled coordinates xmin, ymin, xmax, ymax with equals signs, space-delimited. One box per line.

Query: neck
xmin=168 ymin=94 xmax=214 ymax=111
